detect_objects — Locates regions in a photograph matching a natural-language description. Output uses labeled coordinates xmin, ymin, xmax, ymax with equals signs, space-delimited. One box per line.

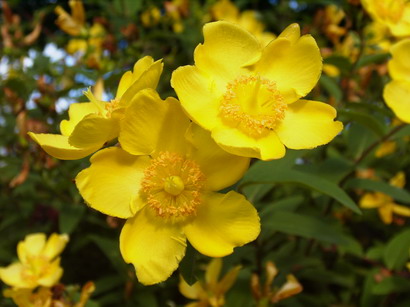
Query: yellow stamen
xmin=219 ymin=75 xmax=287 ymax=137
xmin=141 ymin=152 xmax=205 ymax=221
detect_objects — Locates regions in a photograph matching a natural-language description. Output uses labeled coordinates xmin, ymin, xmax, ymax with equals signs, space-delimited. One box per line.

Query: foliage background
xmin=1 ymin=0 xmax=410 ymax=306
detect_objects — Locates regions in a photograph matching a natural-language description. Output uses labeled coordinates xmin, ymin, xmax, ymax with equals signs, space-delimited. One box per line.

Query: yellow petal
xmin=205 ymin=258 xmax=222 ymax=288
xmin=378 ymin=204 xmax=394 ymax=224
xmin=184 ymin=191 xmax=260 ymax=257
xmin=211 ymin=127 xmax=286 ymax=160
xmin=119 ymin=59 xmax=163 ymax=106
xmin=68 ymin=114 xmax=119 ymax=148
xmin=75 ymin=147 xmax=150 ymax=219
xmin=272 ymin=274 xmax=303 ymax=303
xmin=28 ymin=132 xmax=102 ymax=160
xmin=120 ymin=208 xmax=187 ymax=285
xmin=69 ymin=0 xmax=85 ymax=25
xmin=392 ymin=204 xmax=410 ymax=217
xmin=60 ymin=102 xmax=99 ymax=137
xmin=278 ymin=23 xmax=300 ymax=43
xmin=254 ymin=34 xmax=322 ymax=103
xmin=171 ymin=65 xmax=222 ymax=131
xmin=0 ymin=263 xmax=30 ymax=288
xmin=217 ymin=265 xmax=241 ymax=294
xmin=37 ymin=258 xmax=63 ymax=287
xmin=42 ymin=233 xmax=69 ymax=260
xmin=388 ymin=39 xmax=410 ymax=80
xmin=360 ymin=192 xmax=386 ymax=209
xmin=383 ymin=80 xmax=410 ymax=123
xmin=389 ymin=171 xmax=406 ymax=188
xmin=17 ymin=233 xmax=46 ymax=262
xmin=275 ymin=100 xmax=343 ymax=149
xmin=194 ymin=21 xmax=261 ymax=82
xmin=119 ymin=89 xmax=190 ymax=156
xmin=179 ymin=278 xmax=204 ymax=300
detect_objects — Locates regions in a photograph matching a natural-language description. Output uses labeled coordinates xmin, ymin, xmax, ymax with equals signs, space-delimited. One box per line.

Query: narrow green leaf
xmin=59 ymin=204 xmax=85 ymax=234
xmin=383 ymin=228 xmax=410 ymax=270
xmin=89 ymin=235 xmax=127 ymax=275
xmin=338 ymin=109 xmax=386 ymax=137
xmin=319 ymin=75 xmax=342 ymax=102
xmin=356 ymin=53 xmax=390 ymax=69
xmin=372 ymin=276 xmax=410 ymax=295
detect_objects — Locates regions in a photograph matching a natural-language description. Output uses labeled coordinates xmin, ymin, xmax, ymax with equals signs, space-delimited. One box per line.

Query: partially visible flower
xmin=0 ymin=233 xmax=69 ymax=289
xmin=318 ymin=5 xmax=347 ymax=44
xmin=360 ymin=172 xmax=410 ymax=224
xmin=383 ymin=39 xmax=410 ymax=123
xmin=3 ymin=282 xmax=95 ymax=307
xmin=364 ymin=21 xmax=392 ymax=53
xmin=361 ymin=0 xmax=410 ymax=37
xmin=211 ymin=0 xmax=275 ymax=47
xmin=141 ymin=6 xmax=162 ymax=27
xmin=164 ymin=0 xmax=189 ymax=33
xmin=55 ymin=0 xmax=86 ymax=36
xmin=179 ymin=258 xmax=241 ymax=307
xmin=251 ymin=261 xmax=303 ymax=304
xmin=171 ymin=22 xmax=343 ymax=160
xmin=75 ymin=89 xmax=260 ymax=285
xmin=28 ymin=56 xmax=163 ymax=160
xmin=375 ymin=140 xmax=397 ymax=157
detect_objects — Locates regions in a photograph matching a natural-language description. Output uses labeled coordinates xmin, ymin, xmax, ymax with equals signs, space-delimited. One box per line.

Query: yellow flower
xmin=361 ymin=0 xmax=410 ymax=37
xmin=375 ymin=140 xmax=397 ymax=157
xmin=179 ymin=258 xmax=241 ymax=307
xmin=75 ymin=89 xmax=260 ymax=285
xmin=0 ymin=233 xmax=69 ymax=289
xmin=55 ymin=0 xmax=86 ymax=36
xmin=383 ymin=39 xmax=410 ymax=123
xmin=171 ymin=21 xmax=343 ymax=160
xmin=251 ymin=261 xmax=303 ymax=304
xmin=360 ymin=172 xmax=410 ymax=224
xmin=28 ymin=56 xmax=163 ymax=160
xmin=141 ymin=7 xmax=162 ymax=27
xmin=364 ymin=21 xmax=392 ymax=53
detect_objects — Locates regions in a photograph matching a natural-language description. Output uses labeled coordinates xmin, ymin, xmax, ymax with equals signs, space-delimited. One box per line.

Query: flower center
xmin=20 ymin=256 xmax=50 ymax=284
xmin=141 ymin=152 xmax=205 ymax=220
xmin=104 ymin=99 xmax=120 ymax=118
xmin=374 ymin=0 xmax=405 ymax=23
xmin=219 ymin=75 xmax=287 ymax=137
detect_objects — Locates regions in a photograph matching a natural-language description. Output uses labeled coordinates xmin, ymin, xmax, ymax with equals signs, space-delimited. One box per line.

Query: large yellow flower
xmin=75 ymin=89 xmax=260 ymax=285
xmin=383 ymin=39 xmax=410 ymax=123
xmin=171 ymin=21 xmax=343 ymax=160
xmin=361 ymin=0 xmax=410 ymax=37
xmin=0 ymin=233 xmax=69 ymax=289
xmin=360 ymin=172 xmax=410 ymax=224
xmin=28 ymin=56 xmax=163 ymax=160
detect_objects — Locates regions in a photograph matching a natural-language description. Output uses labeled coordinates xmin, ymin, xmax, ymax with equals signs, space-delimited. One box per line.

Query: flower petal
xmin=179 ymin=278 xmax=204 ymax=300
xmin=42 ymin=233 xmax=69 ymax=260
xmin=392 ymin=204 xmax=410 ymax=217
xmin=28 ymin=132 xmax=102 ymax=160
xmin=194 ymin=21 xmax=261 ymax=82
xmin=75 ymin=147 xmax=150 ymax=219
xmin=119 ymin=89 xmax=190 ymax=156
xmin=205 ymin=258 xmax=222 ymax=288
xmin=254 ymin=33 xmax=322 ymax=103
xmin=211 ymin=127 xmax=286 ymax=160
xmin=378 ymin=204 xmax=393 ymax=224
xmin=186 ymin=124 xmax=250 ymax=191
xmin=17 ymin=233 xmax=46 ymax=262
xmin=120 ymin=208 xmax=187 ymax=285
xmin=171 ymin=65 xmax=222 ymax=131
xmin=275 ymin=100 xmax=343 ymax=149
xmin=388 ymin=39 xmax=410 ymax=80
xmin=184 ymin=191 xmax=260 ymax=257
xmin=0 ymin=263 xmax=30 ymax=288
xmin=360 ymin=193 xmax=385 ymax=209
xmin=60 ymin=102 xmax=100 ymax=136
xmin=383 ymin=80 xmax=410 ymax=123
xmin=37 ymin=258 xmax=63 ymax=287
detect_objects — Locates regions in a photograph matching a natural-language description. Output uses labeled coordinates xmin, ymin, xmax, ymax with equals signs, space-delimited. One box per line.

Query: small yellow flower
xmin=383 ymin=39 xmax=410 ymax=124
xmin=251 ymin=261 xmax=303 ymax=304
xmin=141 ymin=7 xmax=162 ymax=27
xmin=375 ymin=140 xmax=397 ymax=158
xmin=171 ymin=21 xmax=343 ymax=160
xmin=361 ymin=0 xmax=410 ymax=37
xmin=360 ymin=172 xmax=410 ymax=224
xmin=0 ymin=233 xmax=69 ymax=289
xmin=75 ymin=89 xmax=260 ymax=285
xmin=179 ymin=258 xmax=241 ymax=307
xmin=364 ymin=21 xmax=392 ymax=53
xmin=55 ymin=0 xmax=86 ymax=36
xmin=28 ymin=56 xmax=163 ymax=160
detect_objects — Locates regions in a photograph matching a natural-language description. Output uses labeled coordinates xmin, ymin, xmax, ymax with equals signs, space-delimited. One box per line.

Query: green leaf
xmin=319 ymin=75 xmax=342 ymax=102
xmin=241 ymin=159 xmax=360 ymax=213
xmin=356 ymin=53 xmax=390 ymax=69
xmin=372 ymin=276 xmax=410 ymax=295
xmin=59 ymin=204 xmax=85 ymax=234
xmin=345 ymin=178 xmax=410 ymax=204
xmin=338 ymin=109 xmax=386 ymax=137
xmin=383 ymin=228 xmax=410 ymax=270
xmin=263 ymin=211 xmax=350 ymax=245
xmin=323 ymin=55 xmax=352 ymax=74
xmin=179 ymin=243 xmax=198 ymax=286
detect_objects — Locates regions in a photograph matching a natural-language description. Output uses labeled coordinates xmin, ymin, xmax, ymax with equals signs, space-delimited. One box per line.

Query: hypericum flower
xmin=171 ymin=21 xmax=343 ymax=160
xmin=360 ymin=172 xmax=410 ymax=224
xmin=251 ymin=261 xmax=303 ymax=305
xmin=28 ymin=56 xmax=163 ymax=160
xmin=75 ymin=89 xmax=259 ymax=285
xmin=383 ymin=39 xmax=410 ymax=124
xmin=0 ymin=233 xmax=69 ymax=289
xmin=211 ymin=0 xmax=275 ymax=47
xmin=55 ymin=0 xmax=86 ymax=36
xmin=361 ymin=0 xmax=410 ymax=37
xmin=179 ymin=258 xmax=241 ymax=307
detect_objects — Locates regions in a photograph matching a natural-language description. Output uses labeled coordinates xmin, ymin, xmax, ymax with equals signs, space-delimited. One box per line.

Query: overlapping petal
xmin=17 ymin=233 xmax=46 ymax=262
xmin=120 ymin=208 xmax=187 ymax=285
xmin=388 ymin=39 xmax=410 ymax=81
xmin=60 ymin=102 xmax=100 ymax=136
xmin=184 ymin=191 xmax=260 ymax=257
xmin=383 ymin=80 xmax=410 ymax=123
xmin=0 ymin=263 xmax=30 ymax=288
xmin=42 ymin=234 xmax=69 ymax=260
xmin=76 ymin=147 xmax=150 ymax=218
